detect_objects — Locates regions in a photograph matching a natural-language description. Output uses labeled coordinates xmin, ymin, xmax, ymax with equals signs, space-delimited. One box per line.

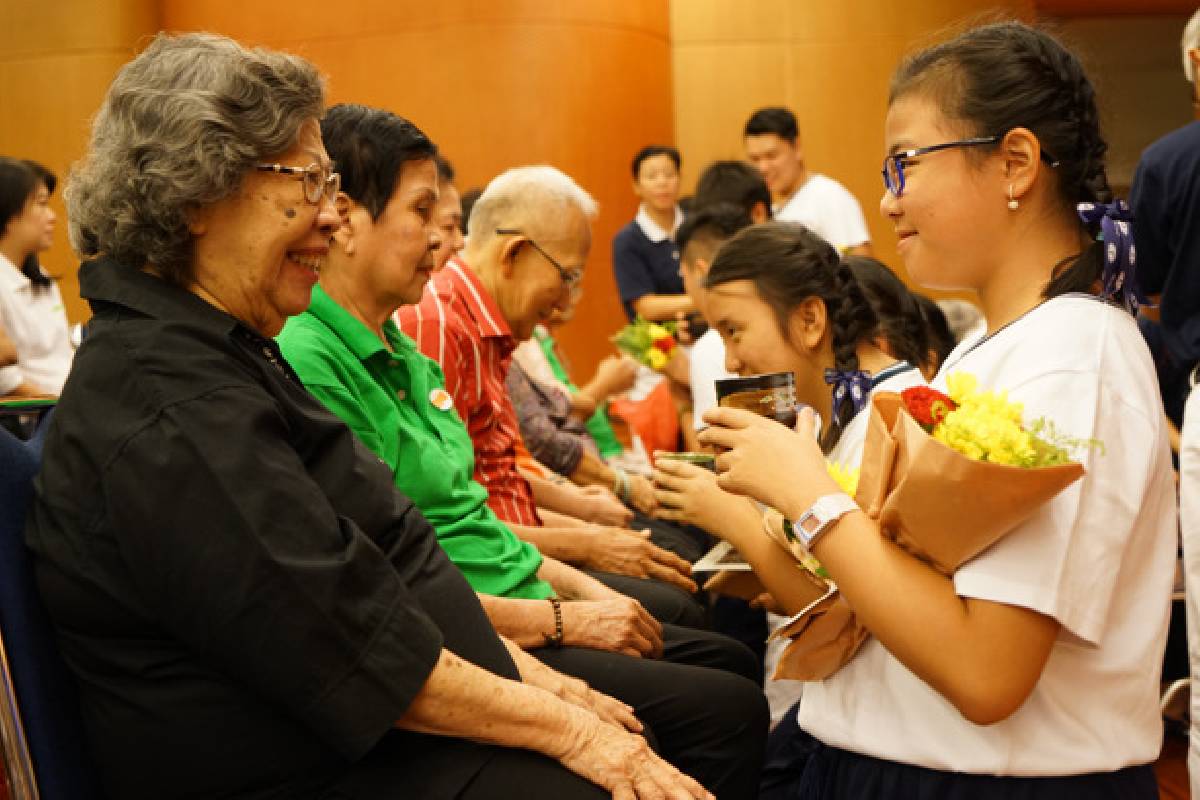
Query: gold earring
xmin=1007 ymin=185 xmax=1019 ymax=211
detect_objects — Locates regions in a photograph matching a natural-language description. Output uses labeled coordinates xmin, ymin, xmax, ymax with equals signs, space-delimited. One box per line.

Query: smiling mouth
xmin=288 ymin=252 xmax=324 ymax=274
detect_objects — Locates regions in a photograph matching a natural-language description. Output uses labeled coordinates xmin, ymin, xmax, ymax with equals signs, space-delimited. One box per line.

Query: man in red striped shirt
xmin=397 ymin=166 xmax=701 ymax=621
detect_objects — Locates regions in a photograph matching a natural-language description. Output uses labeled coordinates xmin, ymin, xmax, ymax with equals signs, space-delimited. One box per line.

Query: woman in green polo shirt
xmin=277 ymin=104 xmax=767 ymax=800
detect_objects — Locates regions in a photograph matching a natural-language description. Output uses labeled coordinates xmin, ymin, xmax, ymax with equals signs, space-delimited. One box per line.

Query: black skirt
xmin=761 ymin=703 xmax=1158 ymax=800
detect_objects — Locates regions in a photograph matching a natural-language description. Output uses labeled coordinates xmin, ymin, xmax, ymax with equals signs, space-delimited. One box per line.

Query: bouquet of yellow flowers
xmin=768 ymin=373 xmax=1092 ymax=681
xmin=612 ymin=318 xmax=678 ymax=372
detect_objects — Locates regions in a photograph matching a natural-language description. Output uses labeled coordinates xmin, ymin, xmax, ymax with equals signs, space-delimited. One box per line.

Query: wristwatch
xmin=784 ymin=492 xmax=858 ymax=550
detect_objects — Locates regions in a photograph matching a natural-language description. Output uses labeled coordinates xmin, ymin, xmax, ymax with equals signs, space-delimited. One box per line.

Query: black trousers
xmin=330 ymin=627 xmax=767 ymax=800
xmin=326 ymin=730 xmax=607 ymax=800
xmin=536 ymin=623 xmax=768 ymax=800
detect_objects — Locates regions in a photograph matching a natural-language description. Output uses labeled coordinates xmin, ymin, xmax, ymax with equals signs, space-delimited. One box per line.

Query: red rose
xmin=653 ymin=335 xmax=676 ymax=354
xmin=900 ymin=386 xmax=957 ymax=432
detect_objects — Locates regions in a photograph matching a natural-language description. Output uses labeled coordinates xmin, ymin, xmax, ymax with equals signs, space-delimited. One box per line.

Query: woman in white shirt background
xmin=700 ymin=20 xmax=1175 ymax=800
xmin=0 ymin=157 xmax=73 ymax=397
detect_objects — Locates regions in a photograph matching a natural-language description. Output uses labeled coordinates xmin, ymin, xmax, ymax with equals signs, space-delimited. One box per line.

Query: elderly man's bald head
xmin=467 ymin=165 xmax=598 ymax=246
xmin=460 ymin=165 xmax=598 ymax=342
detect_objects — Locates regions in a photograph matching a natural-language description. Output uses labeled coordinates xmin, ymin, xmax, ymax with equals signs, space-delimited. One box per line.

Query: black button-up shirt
xmin=27 ymin=257 xmax=517 ymax=799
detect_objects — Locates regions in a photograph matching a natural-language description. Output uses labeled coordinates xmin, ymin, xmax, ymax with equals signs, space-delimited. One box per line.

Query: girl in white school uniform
xmin=653 ymin=222 xmax=927 ymax=722
xmin=701 ymin=21 xmax=1175 ymax=800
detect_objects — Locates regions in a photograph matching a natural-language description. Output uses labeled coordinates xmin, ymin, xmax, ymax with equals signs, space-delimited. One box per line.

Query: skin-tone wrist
xmin=477 ymin=594 xmax=560 ymax=649
xmin=632 ymin=293 xmax=695 ymax=322
xmin=397 ymin=648 xmax=589 ymax=758
xmin=512 ymin=522 xmax=598 ymax=566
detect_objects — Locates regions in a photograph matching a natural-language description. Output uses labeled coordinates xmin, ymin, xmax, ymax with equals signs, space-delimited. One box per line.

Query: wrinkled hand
xmin=627 ymin=474 xmax=658 ymax=515
xmin=596 ymin=354 xmax=640 ymax=397
xmin=578 ymin=484 xmax=634 ymax=526
xmin=557 ymin=711 xmax=714 ymax=800
xmin=561 ymin=598 xmax=664 ymax=658
xmin=584 ymin=527 xmax=698 ymax=594
xmin=699 ymin=406 xmax=837 ymax=516
xmin=546 ymin=668 xmax=643 ymax=733
xmin=652 ymin=458 xmax=742 ymax=537
xmin=508 ymin=638 xmax=643 ymax=732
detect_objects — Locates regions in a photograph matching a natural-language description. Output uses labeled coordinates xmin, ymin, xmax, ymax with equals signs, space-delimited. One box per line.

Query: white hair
xmin=1183 ymin=8 xmax=1200 ymax=83
xmin=467 ymin=165 xmax=598 ymax=245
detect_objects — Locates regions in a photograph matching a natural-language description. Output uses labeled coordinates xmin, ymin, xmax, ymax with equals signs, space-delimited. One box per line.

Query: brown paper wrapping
xmin=856 ymin=393 xmax=1085 ymax=575
xmin=768 ymin=391 xmax=1085 ymax=681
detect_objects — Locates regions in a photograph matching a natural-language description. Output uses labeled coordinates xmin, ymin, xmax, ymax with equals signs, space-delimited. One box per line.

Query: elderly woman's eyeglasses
xmin=495 ymin=228 xmax=584 ymax=290
xmin=256 ymin=162 xmax=341 ymax=205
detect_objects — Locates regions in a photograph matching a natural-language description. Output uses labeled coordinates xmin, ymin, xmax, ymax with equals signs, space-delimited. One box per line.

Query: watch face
xmin=799 ymin=515 xmax=823 ymax=536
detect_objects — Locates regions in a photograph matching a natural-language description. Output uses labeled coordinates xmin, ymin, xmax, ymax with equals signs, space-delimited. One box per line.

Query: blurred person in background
xmin=0 ymin=157 xmax=73 ymax=396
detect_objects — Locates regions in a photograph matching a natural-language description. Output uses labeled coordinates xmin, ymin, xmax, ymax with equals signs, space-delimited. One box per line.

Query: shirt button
xmin=396 ymin=389 xmax=406 ymax=400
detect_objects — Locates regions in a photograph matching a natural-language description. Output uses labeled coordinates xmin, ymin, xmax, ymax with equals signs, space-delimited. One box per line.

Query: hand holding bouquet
xmin=769 ymin=373 xmax=1093 ymax=680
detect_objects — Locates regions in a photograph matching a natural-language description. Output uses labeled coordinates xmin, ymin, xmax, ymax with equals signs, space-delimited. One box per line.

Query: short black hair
xmin=693 ymin=160 xmax=771 ymax=220
xmin=744 ymin=106 xmax=798 ymax=142
xmin=436 ymin=156 xmax=455 ymax=183
xmin=675 ymin=202 xmax=752 ymax=263
xmin=631 ymin=145 xmax=681 ymax=179
xmin=320 ymin=103 xmax=438 ymax=220
xmin=459 ymin=186 xmax=483 ymax=235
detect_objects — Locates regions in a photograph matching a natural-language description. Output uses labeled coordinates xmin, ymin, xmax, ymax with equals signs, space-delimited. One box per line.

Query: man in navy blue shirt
xmin=1131 ymin=11 xmax=1200 ymax=427
xmin=612 ymin=146 xmax=693 ymax=322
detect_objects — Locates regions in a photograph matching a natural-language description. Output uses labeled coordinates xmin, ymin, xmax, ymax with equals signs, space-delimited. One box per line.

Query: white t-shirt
xmin=0 ymin=254 xmax=73 ymax=394
xmin=798 ymin=295 xmax=1177 ymax=775
xmin=764 ymin=362 xmax=926 ymax=724
xmin=1178 ymin=370 xmax=1200 ymax=797
xmin=773 ymin=174 xmax=870 ymax=251
xmin=689 ymin=328 xmax=732 ymax=432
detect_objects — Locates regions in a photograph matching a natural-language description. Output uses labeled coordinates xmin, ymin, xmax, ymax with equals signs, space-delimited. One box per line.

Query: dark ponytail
xmin=890 ymin=21 xmax=1114 ymax=306
xmin=844 ymin=256 xmax=930 ymax=373
xmin=706 ymin=221 xmax=878 ymax=452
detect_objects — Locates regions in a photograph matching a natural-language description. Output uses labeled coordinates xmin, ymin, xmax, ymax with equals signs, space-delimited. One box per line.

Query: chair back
xmin=0 ymin=411 xmax=103 ymax=799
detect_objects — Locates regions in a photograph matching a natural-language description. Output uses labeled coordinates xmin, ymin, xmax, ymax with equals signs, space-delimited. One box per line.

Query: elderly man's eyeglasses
xmin=881 ymin=136 xmax=1060 ymax=197
xmin=256 ymin=162 xmax=341 ymax=205
xmin=495 ymin=228 xmax=584 ymax=290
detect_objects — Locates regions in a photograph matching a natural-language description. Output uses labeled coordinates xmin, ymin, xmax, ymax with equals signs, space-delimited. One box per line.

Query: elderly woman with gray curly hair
xmin=26 ymin=32 xmax=715 ymax=800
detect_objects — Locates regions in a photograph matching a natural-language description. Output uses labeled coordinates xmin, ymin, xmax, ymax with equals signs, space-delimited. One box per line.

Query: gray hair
xmin=467 ymin=165 xmax=598 ymax=247
xmin=66 ymin=32 xmax=324 ymax=284
xmin=1184 ymin=8 xmax=1200 ymax=83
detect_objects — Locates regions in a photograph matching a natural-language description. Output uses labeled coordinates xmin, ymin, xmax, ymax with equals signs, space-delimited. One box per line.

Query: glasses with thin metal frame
xmin=495 ymin=228 xmax=584 ymax=290
xmin=256 ymin=162 xmax=341 ymax=205
xmin=881 ymin=136 xmax=1060 ymax=197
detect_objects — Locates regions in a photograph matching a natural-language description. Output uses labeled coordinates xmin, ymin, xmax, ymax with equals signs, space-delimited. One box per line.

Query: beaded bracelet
xmin=543 ymin=597 xmax=564 ymax=648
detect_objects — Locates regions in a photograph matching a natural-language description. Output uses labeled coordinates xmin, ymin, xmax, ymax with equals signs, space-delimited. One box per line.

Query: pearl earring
xmin=1007 ymin=185 xmax=1019 ymax=211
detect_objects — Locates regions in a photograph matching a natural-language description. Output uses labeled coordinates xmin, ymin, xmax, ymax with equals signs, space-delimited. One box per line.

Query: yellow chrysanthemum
xmin=935 ymin=372 xmax=1074 ymax=467
xmin=646 ymin=323 xmax=674 ymax=341
xmin=826 ymin=460 xmax=860 ymax=498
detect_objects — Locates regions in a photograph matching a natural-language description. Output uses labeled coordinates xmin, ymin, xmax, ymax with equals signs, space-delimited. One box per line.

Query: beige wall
xmin=670 ymin=0 xmax=1035 ymax=289
xmin=2 ymin=2 xmax=1191 ymax=360
xmin=1 ymin=1 xmax=673 ymax=378
xmin=0 ymin=0 xmax=160 ymax=323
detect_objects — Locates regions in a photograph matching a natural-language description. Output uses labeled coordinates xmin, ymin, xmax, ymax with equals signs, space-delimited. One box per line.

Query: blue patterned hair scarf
xmin=1077 ymin=200 xmax=1146 ymax=313
xmin=824 ymin=368 xmax=872 ymax=422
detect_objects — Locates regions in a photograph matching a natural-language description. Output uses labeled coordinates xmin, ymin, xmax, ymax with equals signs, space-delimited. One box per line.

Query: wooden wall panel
xmin=0 ymin=0 xmax=159 ymax=324
xmin=671 ymin=0 xmax=1034 ymax=293
xmin=159 ymin=0 xmax=674 ymax=379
